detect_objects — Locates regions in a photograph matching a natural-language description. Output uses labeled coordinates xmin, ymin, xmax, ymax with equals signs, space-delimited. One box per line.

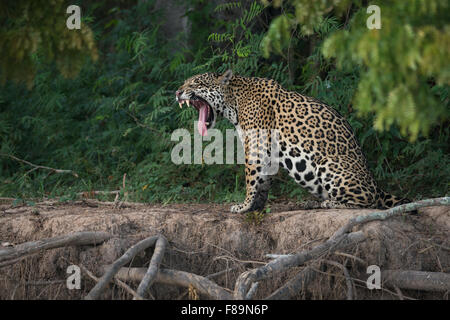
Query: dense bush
xmin=0 ymin=0 xmax=448 ymax=204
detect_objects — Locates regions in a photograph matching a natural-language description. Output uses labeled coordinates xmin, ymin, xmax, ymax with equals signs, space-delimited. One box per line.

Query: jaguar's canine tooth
xmin=186 ymin=100 xmax=190 ymax=107
xmin=179 ymin=102 xmax=183 ymax=108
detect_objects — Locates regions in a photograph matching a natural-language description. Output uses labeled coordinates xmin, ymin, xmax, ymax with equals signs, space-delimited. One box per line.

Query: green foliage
xmin=263 ymin=0 xmax=450 ymax=141
xmin=261 ymin=0 xmax=351 ymax=48
xmin=245 ymin=209 xmax=266 ymax=225
xmin=261 ymin=14 xmax=292 ymax=58
xmin=323 ymin=0 xmax=450 ymax=141
xmin=207 ymin=1 xmax=265 ymax=70
xmin=215 ymin=2 xmax=242 ymax=12
xmin=0 ymin=0 xmax=98 ymax=88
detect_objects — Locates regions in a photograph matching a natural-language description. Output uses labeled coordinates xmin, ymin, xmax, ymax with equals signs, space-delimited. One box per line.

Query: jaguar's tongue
xmin=198 ymin=104 xmax=208 ymax=137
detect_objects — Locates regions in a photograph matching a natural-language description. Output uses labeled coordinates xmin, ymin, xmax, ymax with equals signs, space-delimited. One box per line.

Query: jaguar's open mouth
xmin=177 ymin=95 xmax=215 ymax=136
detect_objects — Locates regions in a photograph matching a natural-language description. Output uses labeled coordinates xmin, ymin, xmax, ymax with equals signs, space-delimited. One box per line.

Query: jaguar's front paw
xmin=230 ymin=203 xmax=250 ymax=214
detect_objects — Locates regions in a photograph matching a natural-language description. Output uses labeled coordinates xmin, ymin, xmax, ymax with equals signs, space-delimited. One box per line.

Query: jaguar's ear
xmin=218 ymin=69 xmax=233 ymax=85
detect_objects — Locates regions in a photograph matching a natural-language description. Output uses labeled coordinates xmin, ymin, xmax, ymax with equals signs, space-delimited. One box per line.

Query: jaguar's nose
xmin=175 ymin=90 xmax=183 ymax=100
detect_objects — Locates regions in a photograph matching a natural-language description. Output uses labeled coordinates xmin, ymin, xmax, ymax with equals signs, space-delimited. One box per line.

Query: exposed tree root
xmin=1 ymin=197 xmax=449 ymax=299
xmin=382 ymin=270 xmax=450 ymax=292
xmin=78 ymin=262 xmax=144 ymax=300
xmin=0 ymin=231 xmax=111 ymax=267
xmin=322 ymin=259 xmax=355 ymax=300
xmin=113 ymin=267 xmax=233 ymax=300
xmin=234 ymin=231 xmax=365 ymax=299
xmin=85 ymin=235 xmax=160 ymax=300
xmin=264 ymin=266 xmax=316 ymax=300
xmin=135 ymin=235 xmax=167 ymax=299
xmin=235 ymin=197 xmax=449 ymax=299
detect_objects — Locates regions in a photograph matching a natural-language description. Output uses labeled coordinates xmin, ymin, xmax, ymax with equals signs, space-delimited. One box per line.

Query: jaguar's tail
xmin=375 ymin=188 xmax=411 ymax=209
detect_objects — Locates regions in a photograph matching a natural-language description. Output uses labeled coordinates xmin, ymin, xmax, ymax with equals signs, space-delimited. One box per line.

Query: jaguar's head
xmin=175 ymin=70 xmax=234 ymax=136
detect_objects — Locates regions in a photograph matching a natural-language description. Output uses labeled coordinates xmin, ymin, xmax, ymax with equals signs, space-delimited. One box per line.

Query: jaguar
xmin=175 ymin=70 xmax=410 ymax=213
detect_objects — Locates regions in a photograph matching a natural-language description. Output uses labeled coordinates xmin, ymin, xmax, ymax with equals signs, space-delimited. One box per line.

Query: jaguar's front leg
xmin=230 ymin=129 xmax=274 ymax=214
xmin=230 ymin=165 xmax=272 ymax=213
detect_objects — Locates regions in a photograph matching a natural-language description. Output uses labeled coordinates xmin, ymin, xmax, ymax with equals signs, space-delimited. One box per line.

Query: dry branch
xmin=264 ymin=267 xmax=316 ymax=300
xmin=135 ymin=235 xmax=168 ymax=299
xmin=85 ymin=235 xmax=159 ymax=300
xmin=74 ymin=199 xmax=143 ymax=208
xmin=206 ymin=267 xmax=239 ymax=279
xmin=334 ymin=251 xmax=366 ymax=265
xmin=113 ymin=267 xmax=233 ymax=300
xmin=78 ymin=191 xmax=120 ymax=198
xmin=323 ymin=259 xmax=354 ymax=300
xmin=0 ymin=277 xmax=66 ymax=287
xmin=0 ymin=256 xmax=31 ymax=268
xmin=393 ymin=286 xmax=404 ymax=300
xmin=78 ymin=263 xmax=144 ymax=300
xmin=331 ymin=197 xmax=450 ymax=240
xmin=382 ymin=270 xmax=450 ymax=292
xmin=0 ymin=153 xmax=78 ymax=177
xmin=0 ymin=231 xmax=111 ymax=265
xmin=265 ymin=254 xmax=291 ymax=259
xmin=245 ymin=282 xmax=259 ymax=300
xmin=114 ymin=173 xmax=129 ymax=209
xmin=126 ymin=111 xmax=164 ymax=136
xmin=309 ymin=265 xmax=417 ymax=300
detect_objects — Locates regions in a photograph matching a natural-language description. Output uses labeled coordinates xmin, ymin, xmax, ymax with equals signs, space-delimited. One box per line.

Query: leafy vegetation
xmin=0 ymin=0 xmax=448 ymax=204
xmin=262 ymin=0 xmax=450 ymax=140
xmin=0 ymin=0 xmax=98 ymax=88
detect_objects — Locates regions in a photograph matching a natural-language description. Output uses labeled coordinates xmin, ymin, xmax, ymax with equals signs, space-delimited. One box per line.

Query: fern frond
xmin=214 ymin=2 xmax=241 ymax=12
xmin=208 ymin=32 xmax=234 ymax=43
xmin=236 ymin=45 xmax=251 ymax=58
xmin=241 ymin=1 xmax=263 ymax=25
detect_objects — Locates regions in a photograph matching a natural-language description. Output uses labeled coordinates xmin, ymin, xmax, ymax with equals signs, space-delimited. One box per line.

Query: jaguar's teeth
xmin=186 ymin=100 xmax=190 ymax=107
xmin=179 ymin=102 xmax=183 ymax=108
